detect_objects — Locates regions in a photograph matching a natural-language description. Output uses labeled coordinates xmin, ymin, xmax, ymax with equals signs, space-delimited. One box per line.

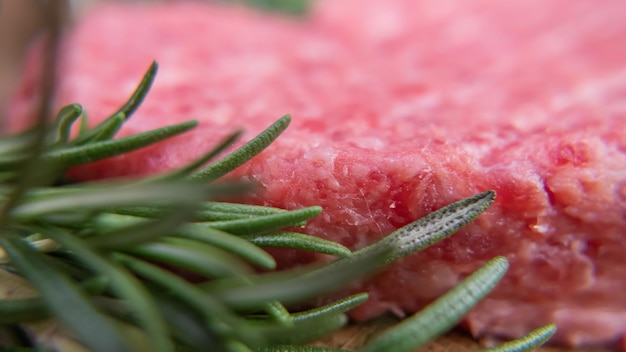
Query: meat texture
xmin=6 ymin=0 xmax=626 ymax=348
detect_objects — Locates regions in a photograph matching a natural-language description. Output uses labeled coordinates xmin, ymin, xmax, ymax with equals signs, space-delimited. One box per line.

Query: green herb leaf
xmin=141 ymin=129 xmax=243 ymax=183
xmin=0 ymin=270 xmax=50 ymax=323
xmin=50 ymin=104 xmax=83 ymax=146
xmin=0 ymin=128 xmax=38 ymax=154
xmin=207 ymin=206 xmax=322 ymax=235
xmin=175 ymin=224 xmax=277 ymax=269
xmin=112 ymin=202 xmax=286 ymax=221
xmin=0 ymin=297 xmax=49 ymax=324
xmin=8 ymin=182 xmax=204 ymax=222
xmin=254 ymin=313 xmax=348 ymax=346
xmin=264 ymin=301 xmax=293 ymax=326
xmin=47 ymin=120 xmax=198 ymax=167
xmin=112 ymin=61 xmax=158 ymax=120
xmin=94 ymin=213 xmax=277 ymax=269
xmin=243 ymin=0 xmax=309 ymax=15
xmin=153 ymin=293 xmax=224 ymax=351
xmin=127 ymin=238 xmax=253 ymax=278
xmin=291 ymin=293 xmax=369 ymax=323
xmin=360 ymin=256 xmax=509 ymax=352
xmin=478 ymin=323 xmax=557 ymax=352
xmin=40 ymin=227 xmax=173 ymax=352
xmin=113 ymin=253 xmax=261 ymax=347
xmin=206 ymin=245 xmax=392 ymax=310
xmin=0 ymin=234 xmax=134 ymax=352
xmin=242 ymin=231 xmax=352 ymax=258
xmin=190 ymin=115 xmax=291 ymax=182
xmin=82 ymin=112 xmax=126 ymax=143
xmin=86 ymin=206 xmax=197 ymax=249
xmin=72 ymin=61 xmax=157 ymax=146
xmin=360 ymin=190 xmax=496 ymax=263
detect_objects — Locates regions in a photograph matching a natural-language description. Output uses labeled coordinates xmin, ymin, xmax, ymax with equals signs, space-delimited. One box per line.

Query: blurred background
xmin=0 ymin=0 xmax=90 ymax=130
xmin=0 ymin=0 xmax=307 ymax=131
xmin=0 ymin=0 xmax=47 ymax=124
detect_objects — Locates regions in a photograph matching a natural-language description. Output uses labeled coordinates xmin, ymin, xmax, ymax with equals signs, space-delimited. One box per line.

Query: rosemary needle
xmin=242 ymin=231 xmax=352 ymax=258
xmin=478 ymin=324 xmax=557 ymax=352
xmin=189 ymin=115 xmax=291 ymax=183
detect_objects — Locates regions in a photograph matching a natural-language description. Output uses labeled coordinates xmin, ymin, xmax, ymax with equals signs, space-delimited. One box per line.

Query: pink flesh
xmin=6 ymin=0 xmax=626 ymax=348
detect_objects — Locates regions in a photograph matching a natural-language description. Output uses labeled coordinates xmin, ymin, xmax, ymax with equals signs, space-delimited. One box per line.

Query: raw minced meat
xmin=6 ymin=0 xmax=626 ymax=348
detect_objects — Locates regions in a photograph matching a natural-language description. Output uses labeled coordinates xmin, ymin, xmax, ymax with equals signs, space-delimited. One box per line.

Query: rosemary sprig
xmin=0 ymin=234 xmax=138 ymax=352
xmin=0 ymin=62 xmax=555 ymax=352
xmin=242 ymin=232 xmax=352 ymax=258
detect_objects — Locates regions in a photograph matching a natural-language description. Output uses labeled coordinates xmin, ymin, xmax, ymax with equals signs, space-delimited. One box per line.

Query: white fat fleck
xmin=348 ymin=163 xmax=371 ymax=179
xmin=297 ymin=39 xmax=338 ymax=62
xmin=549 ymin=93 xmax=574 ymax=111
xmin=530 ymin=223 xmax=550 ymax=234
xmin=303 ymin=147 xmax=336 ymax=167
xmin=509 ymin=108 xmax=545 ymax=133
xmin=364 ymin=6 xmax=406 ymax=42
xmin=553 ymin=308 xmax=626 ymax=345
xmin=574 ymin=69 xmax=626 ymax=105
xmin=206 ymin=104 xmax=234 ymax=124
xmin=353 ymin=137 xmax=385 ymax=150
xmin=390 ymin=93 xmax=442 ymax=118
xmin=150 ymin=67 xmax=193 ymax=87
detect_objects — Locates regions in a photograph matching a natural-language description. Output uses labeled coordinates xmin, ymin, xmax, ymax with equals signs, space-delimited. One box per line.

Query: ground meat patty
xmin=6 ymin=0 xmax=626 ymax=348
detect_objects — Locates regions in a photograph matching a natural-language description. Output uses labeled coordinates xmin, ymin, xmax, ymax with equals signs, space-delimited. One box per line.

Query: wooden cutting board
xmin=313 ymin=315 xmax=614 ymax=351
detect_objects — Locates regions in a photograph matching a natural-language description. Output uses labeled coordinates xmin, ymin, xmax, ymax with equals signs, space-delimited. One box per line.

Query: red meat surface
xmin=6 ymin=0 xmax=626 ymax=348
